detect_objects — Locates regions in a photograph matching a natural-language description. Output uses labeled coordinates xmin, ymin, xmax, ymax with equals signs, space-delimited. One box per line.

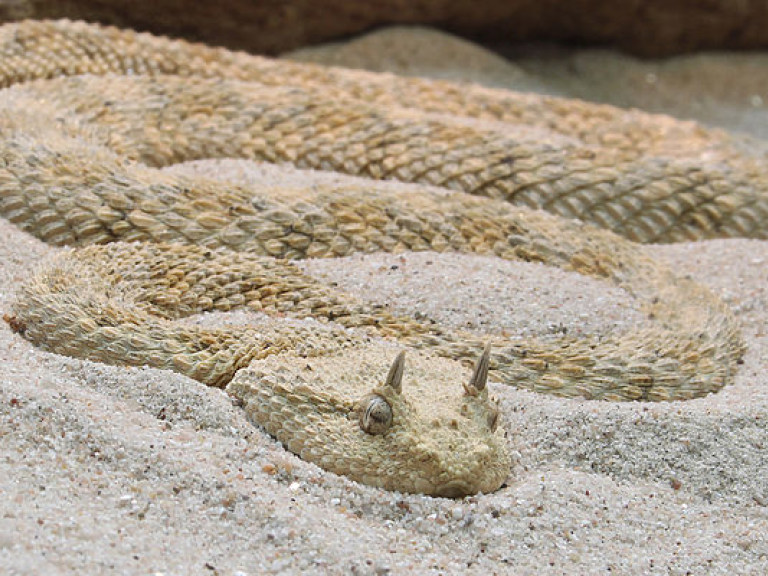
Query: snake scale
xmin=0 ymin=20 xmax=754 ymax=496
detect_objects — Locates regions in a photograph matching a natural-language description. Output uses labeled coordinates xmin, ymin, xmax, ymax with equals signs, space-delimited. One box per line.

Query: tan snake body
xmin=0 ymin=20 xmax=753 ymax=495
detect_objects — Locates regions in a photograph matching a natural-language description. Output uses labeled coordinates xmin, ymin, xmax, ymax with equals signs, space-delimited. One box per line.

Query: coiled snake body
xmin=0 ymin=20 xmax=754 ymax=496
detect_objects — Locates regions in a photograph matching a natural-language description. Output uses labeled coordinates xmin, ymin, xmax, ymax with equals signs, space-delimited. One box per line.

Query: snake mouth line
xmin=434 ymin=480 xmax=475 ymax=498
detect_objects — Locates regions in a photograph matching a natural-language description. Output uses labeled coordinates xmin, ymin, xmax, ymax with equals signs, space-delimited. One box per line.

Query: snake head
xmin=352 ymin=344 xmax=508 ymax=497
xmin=229 ymin=343 xmax=510 ymax=497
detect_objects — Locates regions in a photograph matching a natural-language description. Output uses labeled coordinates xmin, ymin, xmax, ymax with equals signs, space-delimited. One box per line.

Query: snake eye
xmin=360 ymin=395 xmax=393 ymax=435
xmin=358 ymin=351 xmax=404 ymax=435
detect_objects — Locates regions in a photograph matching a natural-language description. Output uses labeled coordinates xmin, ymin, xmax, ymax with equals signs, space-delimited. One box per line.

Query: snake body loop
xmin=1 ymin=20 xmax=750 ymax=495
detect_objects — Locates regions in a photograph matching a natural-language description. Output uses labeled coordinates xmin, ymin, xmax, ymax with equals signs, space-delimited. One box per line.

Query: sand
xmin=286 ymin=26 xmax=768 ymax=141
xmin=2 ymin=28 xmax=768 ymax=575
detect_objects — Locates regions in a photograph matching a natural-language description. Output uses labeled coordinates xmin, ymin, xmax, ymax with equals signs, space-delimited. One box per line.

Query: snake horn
xmin=467 ymin=343 xmax=492 ymax=392
xmin=385 ymin=351 xmax=405 ymax=393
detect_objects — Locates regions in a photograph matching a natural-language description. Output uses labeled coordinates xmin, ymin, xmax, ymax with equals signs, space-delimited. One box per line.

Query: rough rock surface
xmin=2 ymin=0 xmax=768 ymax=56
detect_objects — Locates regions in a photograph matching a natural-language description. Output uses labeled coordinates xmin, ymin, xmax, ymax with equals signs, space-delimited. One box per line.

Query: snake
xmin=0 ymin=19 xmax=754 ymax=496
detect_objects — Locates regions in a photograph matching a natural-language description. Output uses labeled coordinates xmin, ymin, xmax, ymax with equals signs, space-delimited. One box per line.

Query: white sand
xmin=2 ymin=28 xmax=768 ymax=575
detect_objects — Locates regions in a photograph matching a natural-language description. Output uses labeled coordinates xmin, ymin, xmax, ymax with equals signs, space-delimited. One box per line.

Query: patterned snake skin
xmin=0 ymin=20 xmax=752 ymax=495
